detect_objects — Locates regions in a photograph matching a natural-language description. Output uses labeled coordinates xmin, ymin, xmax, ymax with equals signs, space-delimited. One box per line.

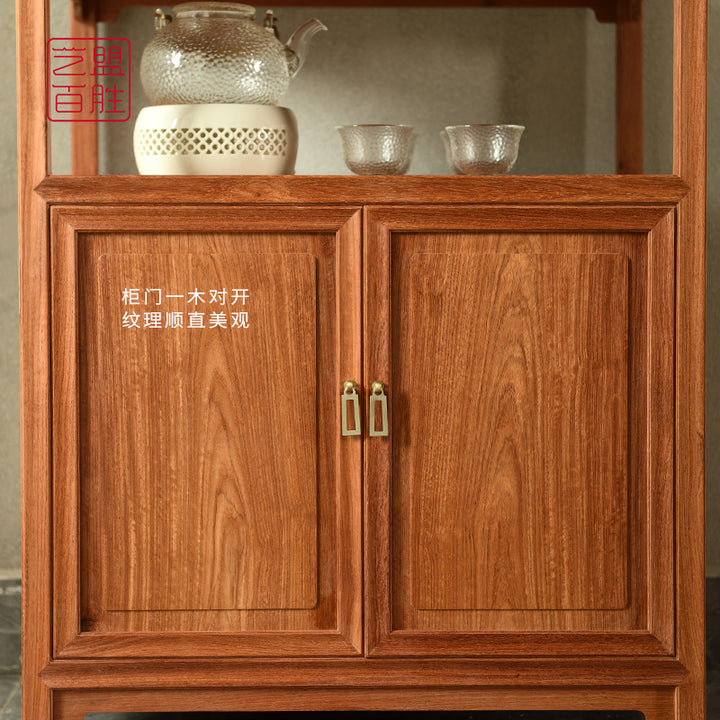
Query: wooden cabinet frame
xmin=49 ymin=205 xmax=363 ymax=660
xmin=364 ymin=203 xmax=677 ymax=659
xmin=18 ymin=1 xmax=705 ymax=719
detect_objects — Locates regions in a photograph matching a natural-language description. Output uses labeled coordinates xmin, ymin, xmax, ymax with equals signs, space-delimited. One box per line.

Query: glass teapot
xmin=140 ymin=2 xmax=326 ymax=105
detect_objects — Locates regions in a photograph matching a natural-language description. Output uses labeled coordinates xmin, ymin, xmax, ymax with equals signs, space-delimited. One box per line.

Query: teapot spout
xmin=285 ymin=18 xmax=327 ymax=77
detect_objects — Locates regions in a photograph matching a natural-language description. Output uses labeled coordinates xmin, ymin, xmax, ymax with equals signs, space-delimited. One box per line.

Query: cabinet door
xmin=52 ymin=206 xmax=362 ymax=658
xmin=365 ymin=204 xmax=675 ymax=657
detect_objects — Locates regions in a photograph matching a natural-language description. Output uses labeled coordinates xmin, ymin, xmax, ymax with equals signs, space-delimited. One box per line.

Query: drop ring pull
xmin=369 ymin=381 xmax=388 ymax=437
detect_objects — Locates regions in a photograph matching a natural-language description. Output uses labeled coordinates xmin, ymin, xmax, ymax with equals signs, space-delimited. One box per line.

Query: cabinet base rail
xmin=40 ymin=658 xmax=689 ymax=689
xmin=49 ymin=686 xmax=677 ymax=720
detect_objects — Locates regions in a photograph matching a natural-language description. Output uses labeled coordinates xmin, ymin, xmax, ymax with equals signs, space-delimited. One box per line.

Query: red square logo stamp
xmin=47 ymin=38 xmax=131 ymax=122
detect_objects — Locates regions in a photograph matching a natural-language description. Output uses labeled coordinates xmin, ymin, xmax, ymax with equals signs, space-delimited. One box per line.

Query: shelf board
xmin=75 ymin=0 xmax=641 ymax=24
xmin=36 ymin=173 xmax=686 ymax=206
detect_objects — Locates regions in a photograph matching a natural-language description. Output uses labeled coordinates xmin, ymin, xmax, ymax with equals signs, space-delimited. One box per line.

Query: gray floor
xmin=0 ymin=676 xmax=19 ymax=720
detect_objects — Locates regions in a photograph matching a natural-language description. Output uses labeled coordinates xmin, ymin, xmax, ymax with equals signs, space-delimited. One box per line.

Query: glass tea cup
xmin=444 ymin=124 xmax=524 ymax=175
xmin=337 ymin=124 xmax=415 ymax=175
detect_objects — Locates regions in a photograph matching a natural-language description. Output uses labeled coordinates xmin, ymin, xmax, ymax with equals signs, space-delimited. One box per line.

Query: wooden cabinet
xmin=18 ymin=1 xmax=706 ymax=719
xmin=35 ymin=178 xmax=691 ymax=720
xmin=44 ymin=190 xmax=681 ymax=668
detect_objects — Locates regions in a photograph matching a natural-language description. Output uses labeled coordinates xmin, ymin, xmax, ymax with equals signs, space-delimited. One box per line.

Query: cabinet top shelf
xmin=36 ymin=174 xmax=685 ymax=206
xmin=74 ymin=0 xmax=641 ymax=24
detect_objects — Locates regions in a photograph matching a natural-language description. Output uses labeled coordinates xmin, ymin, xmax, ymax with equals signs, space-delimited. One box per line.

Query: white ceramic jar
xmin=133 ymin=104 xmax=299 ymax=175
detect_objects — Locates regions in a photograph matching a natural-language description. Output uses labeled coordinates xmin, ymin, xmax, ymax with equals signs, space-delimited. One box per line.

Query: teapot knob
xmin=264 ymin=9 xmax=279 ymax=38
xmin=153 ymin=8 xmax=171 ymax=30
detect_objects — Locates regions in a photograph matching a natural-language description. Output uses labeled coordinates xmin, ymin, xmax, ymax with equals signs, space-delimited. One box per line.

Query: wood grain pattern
xmin=35 ymin=174 xmax=689 ymax=206
xmin=54 ymin=630 xmax=361 ymax=658
xmin=673 ymin=0 xmax=707 ymax=717
xmin=646 ymin=207 xmax=676 ymax=657
xmin=51 ymin=206 xmax=363 ymax=656
xmin=39 ymin=656 xmax=690 ymax=688
xmin=50 ymin=686 xmax=676 ymax=720
xmin=17 ymin=0 xmax=53 ymax=716
xmin=84 ymin=249 xmax=318 ymax=612
xmin=402 ymin=250 xmax=629 ymax=612
xmin=68 ymin=3 xmax=98 ymax=175
xmin=365 ymin=204 xmax=675 ymax=657
xmin=336 ymin=208 xmax=364 ymax=654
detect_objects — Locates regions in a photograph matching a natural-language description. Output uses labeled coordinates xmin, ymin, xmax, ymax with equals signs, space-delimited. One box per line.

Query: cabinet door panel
xmin=86 ymin=251 xmax=317 ymax=613
xmin=365 ymin=205 xmax=675 ymax=657
xmin=404 ymin=251 xmax=628 ymax=612
xmin=52 ymin=206 xmax=362 ymax=658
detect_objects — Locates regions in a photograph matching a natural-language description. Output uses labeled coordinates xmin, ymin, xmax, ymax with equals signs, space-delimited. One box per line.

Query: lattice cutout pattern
xmin=135 ymin=127 xmax=288 ymax=156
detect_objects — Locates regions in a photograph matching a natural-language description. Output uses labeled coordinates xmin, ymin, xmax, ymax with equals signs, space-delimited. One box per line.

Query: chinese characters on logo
xmin=47 ymin=38 xmax=130 ymax=122
xmin=121 ymin=287 xmax=250 ymax=330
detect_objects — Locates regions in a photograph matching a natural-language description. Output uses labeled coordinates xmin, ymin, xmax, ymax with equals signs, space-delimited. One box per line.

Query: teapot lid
xmin=173 ymin=2 xmax=256 ymax=18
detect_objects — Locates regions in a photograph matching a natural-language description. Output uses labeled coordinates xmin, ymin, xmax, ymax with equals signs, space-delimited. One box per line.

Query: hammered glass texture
xmin=337 ymin=125 xmax=415 ymax=175
xmin=440 ymin=130 xmax=461 ymax=175
xmin=140 ymin=3 xmax=294 ymax=105
xmin=444 ymin=124 xmax=524 ymax=175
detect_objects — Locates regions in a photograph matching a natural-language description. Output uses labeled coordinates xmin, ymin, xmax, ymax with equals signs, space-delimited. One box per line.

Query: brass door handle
xmin=341 ymin=380 xmax=361 ymax=436
xmin=369 ymin=381 xmax=388 ymax=437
